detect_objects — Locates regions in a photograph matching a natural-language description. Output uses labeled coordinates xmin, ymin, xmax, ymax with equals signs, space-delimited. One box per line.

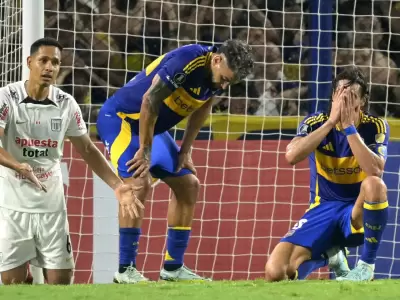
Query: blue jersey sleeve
xmin=296 ymin=113 xmax=327 ymax=137
xmin=366 ymin=118 xmax=390 ymax=161
xmin=157 ymin=45 xmax=207 ymax=91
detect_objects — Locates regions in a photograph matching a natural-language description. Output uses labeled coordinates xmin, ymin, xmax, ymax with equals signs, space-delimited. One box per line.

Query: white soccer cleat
xmin=160 ymin=265 xmax=211 ymax=281
xmin=327 ymin=247 xmax=350 ymax=278
xmin=113 ymin=265 xmax=150 ymax=284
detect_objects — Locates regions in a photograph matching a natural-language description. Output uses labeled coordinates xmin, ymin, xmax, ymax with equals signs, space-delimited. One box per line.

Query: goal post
xmin=22 ymin=0 xmax=45 ymax=285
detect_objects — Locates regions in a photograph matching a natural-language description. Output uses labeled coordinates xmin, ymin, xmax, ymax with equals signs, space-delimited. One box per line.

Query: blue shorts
xmin=96 ymin=108 xmax=193 ymax=179
xmin=281 ymin=200 xmax=364 ymax=260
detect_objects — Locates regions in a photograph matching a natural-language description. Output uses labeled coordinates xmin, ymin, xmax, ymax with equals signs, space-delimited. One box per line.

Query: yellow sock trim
xmin=170 ymin=226 xmax=191 ymax=230
xmin=364 ymin=201 xmax=388 ymax=211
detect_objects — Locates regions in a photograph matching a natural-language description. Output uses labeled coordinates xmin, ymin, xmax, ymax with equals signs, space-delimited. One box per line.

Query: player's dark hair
xmin=328 ymin=66 xmax=370 ymax=113
xmin=217 ymin=39 xmax=254 ymax=81
xmin=30 ymin=37 xmax=63 ymax=55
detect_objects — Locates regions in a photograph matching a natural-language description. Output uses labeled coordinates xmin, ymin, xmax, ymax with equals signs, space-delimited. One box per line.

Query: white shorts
xmin=0 ymin=207 xmax=75 ymax=272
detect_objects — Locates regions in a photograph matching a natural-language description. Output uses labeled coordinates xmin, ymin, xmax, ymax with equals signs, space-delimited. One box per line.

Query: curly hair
xmin=217 ymin=39 xmax=255 ymax=81
xmin=328 ymin=66 xmax=370 ymax=113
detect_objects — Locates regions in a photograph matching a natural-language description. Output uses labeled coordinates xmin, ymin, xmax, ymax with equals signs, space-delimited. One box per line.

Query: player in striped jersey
xmin=265 ymin=67 xmax=389 ymax=282
xmin=97 ymin=40 xmax=254 ymax=283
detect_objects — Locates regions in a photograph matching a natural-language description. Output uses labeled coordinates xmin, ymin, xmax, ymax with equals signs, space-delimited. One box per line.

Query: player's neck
xmin=25 ymin=80 xmax=49 ymax=101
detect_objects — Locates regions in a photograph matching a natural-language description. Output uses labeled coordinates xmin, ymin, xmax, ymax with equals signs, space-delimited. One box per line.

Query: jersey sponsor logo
xmin=320 ymin=165 xmax=362 ymax=175
xmin=74 ymin=110 xmax=85 ymax=130
xmin=190 ymin=87 xmax=201 ymax=95
xmin=15 ymin=137 xmax=58 ymax=148
xmin=172 ymin=96 xmax=195 ymax=113
xmin=163 ymin=88 xmax=205 ymax=117
xmin=0 ymin=103 xmax=9 ymax=121
xmin=51 ymin=118 xmax=62 ymax=132
xmin=322 ymin=142 xmax=334 ymax=151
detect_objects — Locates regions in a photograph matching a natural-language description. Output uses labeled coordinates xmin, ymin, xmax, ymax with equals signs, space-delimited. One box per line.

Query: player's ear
xmin=27 ymin=56 xmax=32 ymax=70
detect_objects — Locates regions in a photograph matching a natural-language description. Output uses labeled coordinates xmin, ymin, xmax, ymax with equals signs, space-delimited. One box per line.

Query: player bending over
xmin=265 ymin=66 xmax=389 ymax=282
xmin=0 ymin=37 xmax=143 ymax=285
xmin=97 ymin=40 xmax=254 ymax=283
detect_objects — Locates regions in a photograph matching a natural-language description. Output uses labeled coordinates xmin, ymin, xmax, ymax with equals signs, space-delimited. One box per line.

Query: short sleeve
xmin=157 ymin=45 xmax=205 ymax=91
xmin=66 ymin=98 xmax=87 ymax=137
xmin=296 ymin=114 xmax=323 ymax=137
xmin=0 ymin=88 xmax=11 ymax=129
xmin=367 ymin=119 xmax=390 ymax=160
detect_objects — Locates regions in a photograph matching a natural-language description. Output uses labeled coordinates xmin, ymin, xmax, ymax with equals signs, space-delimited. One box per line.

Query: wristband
xmin=344 ymin=125 xmax=357 ymax=136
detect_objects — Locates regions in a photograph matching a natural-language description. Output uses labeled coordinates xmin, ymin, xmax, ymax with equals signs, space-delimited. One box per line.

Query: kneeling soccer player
xmin=97 ymin=40 xmax=254 ymax=283
xmin=265 ymin=66 xmax=389 ymax=282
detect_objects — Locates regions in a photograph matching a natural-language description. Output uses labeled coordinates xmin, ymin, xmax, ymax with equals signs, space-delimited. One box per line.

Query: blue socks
xmin=119 ymin=227 xmax=141 ymax=273
xmin=292 ymin=259 xmax=328 ymax=280
xmin=360 ymin=201 xmax=389 ymax=264
xmin=163 ymin=227 xmax=191 ymax=271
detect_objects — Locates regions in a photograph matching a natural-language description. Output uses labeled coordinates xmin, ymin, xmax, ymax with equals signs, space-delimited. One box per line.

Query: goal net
xmin=2 ymin=0 xmax=400 ymax=283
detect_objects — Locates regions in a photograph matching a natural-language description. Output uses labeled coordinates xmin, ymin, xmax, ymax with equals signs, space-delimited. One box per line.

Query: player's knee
xmin=44 ymin=269 xmax=72 ymax=285
xmin=265 ymin=261 xmax=287 ymax=282
xmin=123 ymin=175 xmax=152 ymax=203
xmin=361 ymin=176 xmax=387 ymax=202
xmin=176 ymin=175 xmax=200 ymax=205
xmin=1 ymin=270 xmax=28 ymax=285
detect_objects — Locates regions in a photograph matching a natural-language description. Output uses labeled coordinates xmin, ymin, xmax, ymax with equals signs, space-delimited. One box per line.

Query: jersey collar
xmin=20 ymin=81 xmax=58 ymax=106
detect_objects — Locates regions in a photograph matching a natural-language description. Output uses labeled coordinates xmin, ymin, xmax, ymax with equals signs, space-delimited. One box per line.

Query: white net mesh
xmin=1 ymin=0 xmax=400 ymax=283
xmin=0 ymin=0 xmax=22 ymax=86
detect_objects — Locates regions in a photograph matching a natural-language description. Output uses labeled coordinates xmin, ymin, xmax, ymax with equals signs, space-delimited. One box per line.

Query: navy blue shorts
xmin=96 ymin=107 xmax=192 ymax=179
xmin=281 ymin=200 xmax=364 ymax=259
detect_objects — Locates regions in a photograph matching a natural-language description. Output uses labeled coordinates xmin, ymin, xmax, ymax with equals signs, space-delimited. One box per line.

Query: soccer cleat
xmin=328 ymin=248 xmax=350 ymax=278
xmin=336 ymin=260 xmax=374 ymax=282
xmin=113 ymin=265 xmax=150 ymax=284
xmin=160 ymin=265 xmax=211 ymax=281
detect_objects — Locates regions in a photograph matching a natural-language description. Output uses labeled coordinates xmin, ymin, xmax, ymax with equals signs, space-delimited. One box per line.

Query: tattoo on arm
xmin=147 ymin=75 xmax=173 ymax=115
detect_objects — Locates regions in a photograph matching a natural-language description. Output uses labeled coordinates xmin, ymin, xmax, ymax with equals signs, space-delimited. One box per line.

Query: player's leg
xmin=97 ymin=112 xmax=151 ymax=283
xmin=146 ymin=132 xmax=205 ymax=281
xmin=0 ymin=208 xmax=36 ymax=284
xmin=265 ymin=202 xmax=343 ymax=281
xmin=31 ymin=211 xmax=74 ymax=285
xmin=337 ymin=176 xmax=388 ymax=281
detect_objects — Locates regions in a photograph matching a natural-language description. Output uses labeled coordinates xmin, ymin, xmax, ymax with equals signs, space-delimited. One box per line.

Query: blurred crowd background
xmin=2 ymin=0 xmax=400 ymax=123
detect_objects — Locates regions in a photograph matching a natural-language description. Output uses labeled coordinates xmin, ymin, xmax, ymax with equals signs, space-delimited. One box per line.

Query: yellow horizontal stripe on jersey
xmin=145 ymin=54 xmax=166 ymax=76
xmin=164 ymin=87 xmax=205 ymax=117
xmin=183 ymin=56 xmax=206 ymax=73
xmin=315 ymin=150 xmax=367 ymax=184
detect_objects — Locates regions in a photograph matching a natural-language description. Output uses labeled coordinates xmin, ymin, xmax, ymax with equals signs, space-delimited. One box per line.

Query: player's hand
xmin=341 ymin=88 xmax=356 ymax=129
xmin=176 ymin=150 xmax=197 ymax=175
xmin=328 ymin=86 xmax=345 ymax=125
xmin=16 ymin=163 xmax=47 ymax=192
xmin=126 ymin=147 xmax=151 ymax=178
xmin=114 ymin=183 xmax=145 ymax=219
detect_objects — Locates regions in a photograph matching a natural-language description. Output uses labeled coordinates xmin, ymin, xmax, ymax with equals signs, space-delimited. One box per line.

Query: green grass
xmin=1 ymin=280 xmax=400 ymax=300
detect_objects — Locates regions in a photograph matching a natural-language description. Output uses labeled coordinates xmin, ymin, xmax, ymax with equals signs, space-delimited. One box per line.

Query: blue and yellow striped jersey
xmin=105 ymin=44 xmax=223 ymax=134
xmin=297 ymin=112 xmax=389 ymax=205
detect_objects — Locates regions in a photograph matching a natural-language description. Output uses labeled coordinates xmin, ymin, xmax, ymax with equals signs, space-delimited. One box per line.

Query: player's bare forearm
xmin=347 ymin=134 xmax=385 ymax=177
xmin=0 ymin=146 xmax=22 ymax=171
xmin=180 ymin=99 xmax=212 ymax=153
xmin=285 ymin=120 xmax=335 ymax=165
xmin=69 ymin=134 xmax=122 ymax=190
xmin=139 ymin=74 xmax=172 ymax=156
xmin=0 ymin=129 xmax=21 ymax=171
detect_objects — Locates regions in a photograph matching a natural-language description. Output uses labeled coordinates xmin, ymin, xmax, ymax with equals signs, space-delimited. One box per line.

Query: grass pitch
xmin=1 ymin=280 xmax=399 ymax=300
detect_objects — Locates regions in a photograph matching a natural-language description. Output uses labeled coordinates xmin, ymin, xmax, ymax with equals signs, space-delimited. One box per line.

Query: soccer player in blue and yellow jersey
xmin=97 ymin=40 xmax=254 ymax=283
xmin=265 ymin=67 xmax=389 ymax=282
